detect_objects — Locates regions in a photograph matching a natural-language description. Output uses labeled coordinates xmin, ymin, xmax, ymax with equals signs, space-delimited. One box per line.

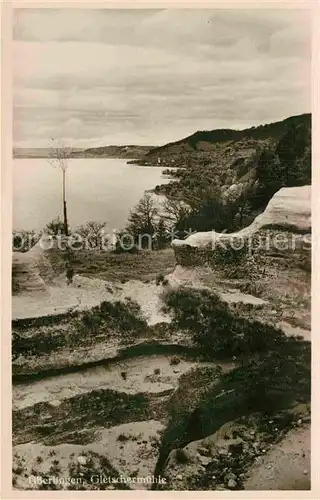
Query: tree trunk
xmin=62 ymin=170 xmax=69 ymax=236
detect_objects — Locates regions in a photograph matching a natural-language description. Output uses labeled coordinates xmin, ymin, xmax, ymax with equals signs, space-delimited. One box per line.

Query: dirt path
xmin=244 ymin=425 xmax=311 ymax=490
xmin=12 ymin=275 xmax=170 ymax=325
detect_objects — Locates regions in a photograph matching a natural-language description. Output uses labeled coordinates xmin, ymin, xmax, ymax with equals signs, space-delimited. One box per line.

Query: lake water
xmin=13 ymin=159 xmax=172 ymax=233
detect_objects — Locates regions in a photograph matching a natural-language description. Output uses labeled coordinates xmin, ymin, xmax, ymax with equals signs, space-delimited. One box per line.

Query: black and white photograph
xmin=11 ymin=5 xmax=312 ymax=492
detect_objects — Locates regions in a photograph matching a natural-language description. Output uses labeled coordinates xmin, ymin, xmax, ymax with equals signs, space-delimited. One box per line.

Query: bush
xmin=170 ymin=355 xmax=181 ymax=365
xmin=112 ymin=231 xmax=139 ymax=254
xmin=175 ymin=448 xmax=190 ymax=464
xmin=12 ymin=229 xmax=39 ymax=253
xmin=79 ymin=298 xmax=147 ymax=336
xmin=211 ymin=239 xmax=249 ymax=266
xmin=44 ymin=217 xmax=69 ymax=236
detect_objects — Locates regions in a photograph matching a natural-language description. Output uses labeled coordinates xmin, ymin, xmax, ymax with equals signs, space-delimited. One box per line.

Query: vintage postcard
xmin=1 ymin=0 xmax=319 ymax=497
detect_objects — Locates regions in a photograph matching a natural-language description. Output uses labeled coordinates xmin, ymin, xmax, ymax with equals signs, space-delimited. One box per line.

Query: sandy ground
xmin=91 ymin=420 xmax=166 ymax=488
xmin=276 ymin=321 xmax=311 ymax=342
xmin=169 ymin=266 xmax=268 ymax=305
xmin=112 ymin=280 xmax=171 ymax=325
xmin=13 ymin=420 xmax=165 ymax=490
xmin=13 ymin=270 xmax=269 ymax=325
xmin=219 ymin=291 xmax=267 ymax=305
xmin=12 ymin=275 xmax=114 ymax=319
xmin=244 ymin=425 xmax=311 ymax=490
xmin=13 ymin=355 xmax=212 ymax=410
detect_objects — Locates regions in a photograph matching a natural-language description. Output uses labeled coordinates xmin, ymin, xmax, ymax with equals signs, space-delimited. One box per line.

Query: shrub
xmin=112 ymin=231 xmax=139 ymax=254
xmin=76 ymin=298 xmax=147 ymax=338
xmin=211 ymin=239 xmax=249 ymax=266
xmin=156 ymin=273 xmax=165 ymax=286
xmin=170 ymin=355 xmax=181 ymax=365
xmin=117 ymin=433 xmax=129 ymax=442
xmin=13 ymin=466 xmax=23 ymax=475
xmin=99 ymin=298 xmax=147 ymax=333
xmin=81 ymin=309 xmax=102 ymax=334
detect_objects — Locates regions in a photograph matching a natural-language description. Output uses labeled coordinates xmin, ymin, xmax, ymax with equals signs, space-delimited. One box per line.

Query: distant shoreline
xmin=13 ymin=155 xmax=167 ymax=167
xmin=13 ymin=145 xmax=156 ymax=161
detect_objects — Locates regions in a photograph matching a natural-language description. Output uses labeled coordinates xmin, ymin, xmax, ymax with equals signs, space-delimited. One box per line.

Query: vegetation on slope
xmin=162 ymin=287 xmax=295 ymax=358
xmin=12 ymin=298 xmax=147 ymax=360
xmin=142 ymin=113 xmax=310 ymax=160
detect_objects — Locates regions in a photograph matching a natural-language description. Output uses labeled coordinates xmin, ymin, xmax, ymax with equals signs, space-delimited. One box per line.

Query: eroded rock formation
xmin=172 ymin=186 xmax=311 ymax=267
xmin=12 ymin=241 xmax=54 ymax=294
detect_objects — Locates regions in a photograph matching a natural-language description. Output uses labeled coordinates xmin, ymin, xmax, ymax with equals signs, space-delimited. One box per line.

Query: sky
xmin=13 ymin=8 xmax=311 ymax=148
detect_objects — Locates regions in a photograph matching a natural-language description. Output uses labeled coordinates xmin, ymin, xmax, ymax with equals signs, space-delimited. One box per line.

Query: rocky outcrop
xmin=172 ymin=186 xmax=311 ymax=267
xmin=12 ymin=241 xmax=54 ymax=294
xmin=251 ymin=185 xmax=311 ymax=231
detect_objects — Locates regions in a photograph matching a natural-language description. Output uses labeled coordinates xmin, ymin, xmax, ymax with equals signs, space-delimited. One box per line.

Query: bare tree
xmin=76 ymin=220 xmax=109 ymax=249
xmin=163 ymin=198 xmax=191 ymax=225
xmin=48 ymin=139 xmax=72 ymax=236
xmin=48 ymin=139 xmax=74 ymax=284
xmin=126 ymin=194 xmax=158 ymax=245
